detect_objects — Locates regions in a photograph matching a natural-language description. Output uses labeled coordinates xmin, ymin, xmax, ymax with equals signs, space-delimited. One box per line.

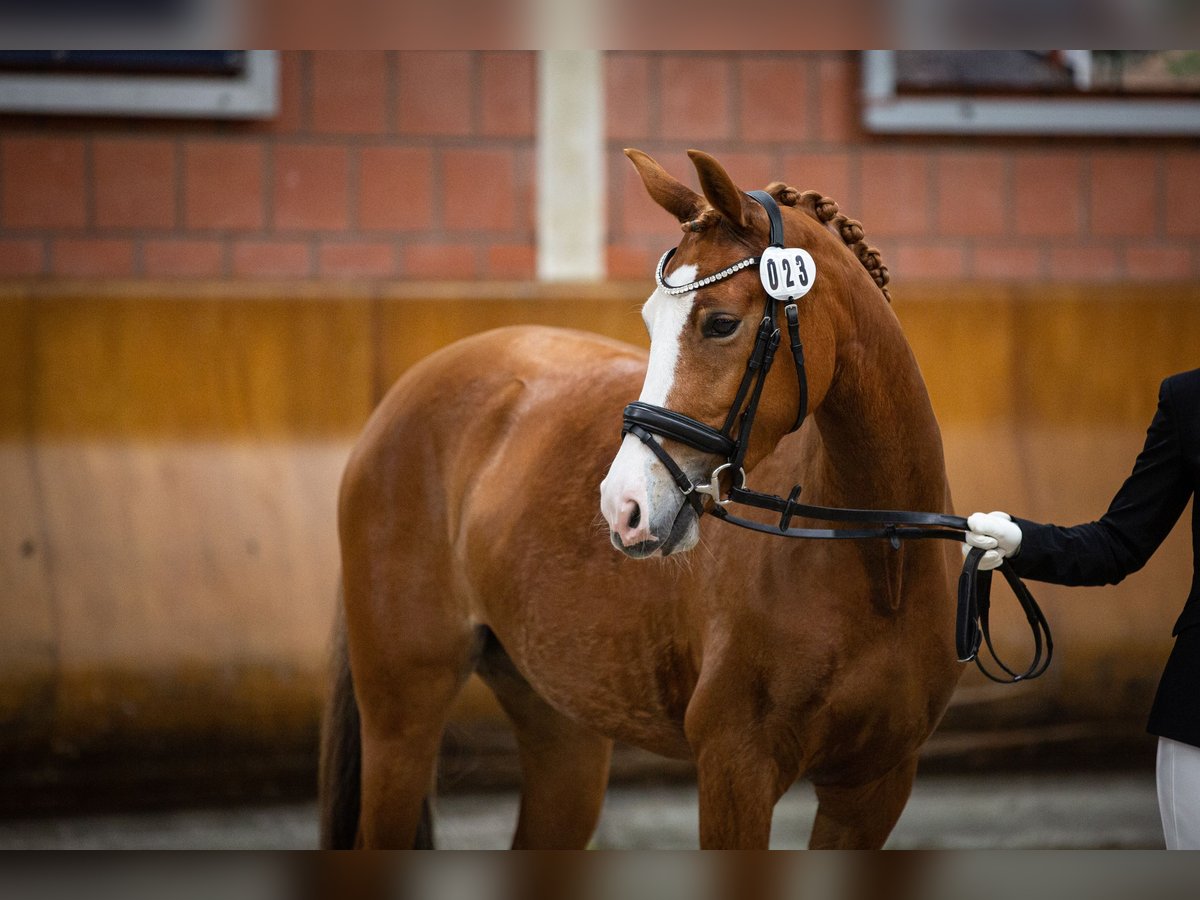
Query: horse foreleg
xmin=508 ymin=713 xmax=612 ymax=850
xmin=692 ymin=740 xmax=791 ymax=849
xmin=686 ymin=690 xmax=799 ymax=849
xmin=478 ymin=641 xmax=612 ymax=849
xmin=809 ymin=754 xmax=919 ymax=849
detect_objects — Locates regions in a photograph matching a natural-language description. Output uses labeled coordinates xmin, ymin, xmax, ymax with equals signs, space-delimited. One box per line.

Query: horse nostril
xmin=628 ymin=502 xmax=641 ymax=530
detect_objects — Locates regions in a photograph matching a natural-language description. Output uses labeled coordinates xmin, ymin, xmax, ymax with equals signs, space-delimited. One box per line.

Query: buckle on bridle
xmin=693 ymin=462 xmax=743 ymax=507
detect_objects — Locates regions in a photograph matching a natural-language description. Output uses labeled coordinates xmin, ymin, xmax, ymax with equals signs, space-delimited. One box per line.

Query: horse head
xmin=600 ymin=148 xmax=889 ymax=558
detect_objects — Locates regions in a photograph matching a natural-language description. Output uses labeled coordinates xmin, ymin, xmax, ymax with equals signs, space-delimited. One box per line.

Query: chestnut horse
xmin=320 ymin=149 xmax=962 ymax=849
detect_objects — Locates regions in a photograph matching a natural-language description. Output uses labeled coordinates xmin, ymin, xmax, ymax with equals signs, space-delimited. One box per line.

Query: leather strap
xmin=726 ymin=483 xmax=969 ymax=531
xmin=711 ymin=495 xmax=1051 ymax=684
xmin=720 ymin=480 xmax=1052 ymax=683
xmin=624 ymin=423 xmax=706 ymax=517
xmin=747 ymin=190 xmax=785 ymax=247
xmin=957 ymin=546 xmax=1053 ymax=682
xmin=783 ymin=303 xmax=807 ymax=433
xmin=623 ymin=402 xmax=736 ymax=457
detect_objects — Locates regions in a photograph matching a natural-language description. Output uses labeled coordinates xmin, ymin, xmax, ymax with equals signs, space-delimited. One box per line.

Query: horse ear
xmin=625 ymin=148 xmax=704 ymax=224
xmin=688 ymin=149 xmax=748 ymax=229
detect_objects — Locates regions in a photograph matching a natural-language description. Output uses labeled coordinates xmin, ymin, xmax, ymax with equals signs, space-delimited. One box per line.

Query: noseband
xmin=619 ymin=191 xmax=1051 ymax=685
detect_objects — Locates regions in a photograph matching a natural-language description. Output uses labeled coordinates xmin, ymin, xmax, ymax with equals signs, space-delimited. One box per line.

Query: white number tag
xmin=759 ymin=247 xmax=816 ymax=301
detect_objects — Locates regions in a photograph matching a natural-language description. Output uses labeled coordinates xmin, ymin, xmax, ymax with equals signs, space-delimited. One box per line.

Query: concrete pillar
xmin=537 ymin=50 xmax=605 ymax=281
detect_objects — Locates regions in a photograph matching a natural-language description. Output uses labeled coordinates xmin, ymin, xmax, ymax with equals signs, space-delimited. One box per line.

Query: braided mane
xmin=679 ymin=181 xmax=892 ymax=303
xmin=766 ymin=182 xmax=891 ymax=303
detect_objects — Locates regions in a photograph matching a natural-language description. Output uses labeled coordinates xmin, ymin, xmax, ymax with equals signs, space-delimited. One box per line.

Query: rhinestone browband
xmin=655 ymin=247 xmax=760 ymax=296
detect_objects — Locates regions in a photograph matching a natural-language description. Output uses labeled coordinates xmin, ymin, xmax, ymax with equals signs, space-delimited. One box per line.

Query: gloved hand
xmin=962 ymin=511 xmax=1022 ymax=571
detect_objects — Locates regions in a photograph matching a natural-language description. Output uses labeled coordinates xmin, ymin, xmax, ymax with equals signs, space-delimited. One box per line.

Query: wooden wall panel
xmin=0 ymin=289 xmax=377 ymax=789
xmin=0 ymin=296 xmax=58 ymax=756
xmin=0 ymin=280 xmax=1195 ymax=794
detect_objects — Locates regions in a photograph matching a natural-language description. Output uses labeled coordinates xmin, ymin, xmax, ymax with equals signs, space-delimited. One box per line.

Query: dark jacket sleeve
xmin=1007 ymin=376 xmax=1192 ymax=587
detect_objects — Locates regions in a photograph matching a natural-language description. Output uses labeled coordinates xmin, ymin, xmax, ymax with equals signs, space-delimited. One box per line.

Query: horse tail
xmin=318 ymin=590 xmax=362 ymax=849
xmin=318 ymin=589 xmax=436 ymax=849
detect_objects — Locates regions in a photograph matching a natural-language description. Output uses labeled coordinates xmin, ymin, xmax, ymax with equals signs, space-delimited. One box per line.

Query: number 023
xmin=765 ymin=253 xmax=809 ymax=292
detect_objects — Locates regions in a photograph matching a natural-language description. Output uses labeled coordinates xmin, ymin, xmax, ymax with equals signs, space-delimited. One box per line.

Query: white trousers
xmin=1158 ymin=737 xmax=1200 ymax=849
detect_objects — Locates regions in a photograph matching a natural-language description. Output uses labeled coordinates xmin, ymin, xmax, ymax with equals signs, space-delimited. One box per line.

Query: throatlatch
xmin=620 ymin=190 xmax=1052 ymax=684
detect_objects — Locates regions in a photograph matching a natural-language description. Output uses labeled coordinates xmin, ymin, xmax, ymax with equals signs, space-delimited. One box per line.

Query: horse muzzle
xmin=600 ymin=432 xmax=705 ymax=557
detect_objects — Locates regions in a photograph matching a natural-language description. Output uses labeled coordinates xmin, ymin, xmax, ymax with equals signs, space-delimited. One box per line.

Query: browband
xmin=654 ymin=190 xmax=786 ymax=297
xmin=655 ymin=248 xmax=758 ymax=296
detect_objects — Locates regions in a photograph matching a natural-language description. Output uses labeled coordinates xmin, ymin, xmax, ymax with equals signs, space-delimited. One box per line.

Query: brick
xmin=1013 ymin=153 xmax=1083 ymax=237
xmin=485 ymin=243 xmax=534 ymax=278
xmin=1 ymin=136 xmax=86 ymax=228
xmin=660 ymin=55 xmax=732 ymax=141
xmin=93 ymin=138 xmax=176 ymax=229
xmin=184 ymin=141 xmax=264 ymax=230
xmin=142 ymin=239 xmax=225 ymax=277
xmin=782 ymin=152 xmax=853 ymax=208
xmin=860 ymin=151 xmax=930 ymax=237
xmin=607 ymin=242 xmax=660 ymax=279
xmin=1124 ymin=245 xmax=1192 ymax=279
xmin=1090 ymin=153 xmax=1159 ymax=237
xmin=442 ymin=148 xmax=517 ymax=231
xmin=272 ymin=144 xmax=349 ymax=231
xmin=606 ymin=53 xmax=652 ymax=140
xmin=52 ymin=238 xmax=135 ymax=277
xmin=357 ymin=147 xmax=434 ymax=231
xmin=481 ymin=52 xmax=534 ymax=137
xmin=403 ymin=241 xmax=480 ymax=279
xmin=816 ymin=55 xmax=859 ymax=144
xmin=0 ymin=238 xmax=45 ymax=275
xmin=312 ymin=51 xmax=388 ymax=135
xmin=1048 ymin=244 xmax=1119 ymax=280
xmin=710 ymin=151 xmax=776 ymax=192
xmin=397 ymin=51 xmax=473 ymax=136
xmin=231 ymin=239 xmax=312 ymax=277
xmin=318 ymin=241 xmax=397 ymax=277
xmin=739 ymin=57 xmax=808 ymax=142
xmin=935 ymin=153 xmax=1008 ymax=238
xmin=892 ymin=241 xmax=967 ymax=280
xmin=972 ymin=243 xmax=1044 ymax=280
xmin=263 ymin=50 xmax=305 ymax=134
xmin=514 ymin=146 xmax=536 ymax=235
xmin=1165 ymin=154 xmax=1200 ymax=236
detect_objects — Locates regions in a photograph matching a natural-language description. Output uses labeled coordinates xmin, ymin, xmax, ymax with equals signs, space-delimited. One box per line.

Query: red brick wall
xmin=0 ymin=51 xmax=536 ymax=280
xmin=608 ymin=51 xmax=1200 ymax=284
xmin=2 ymin=50 xmax=1198 ymax=284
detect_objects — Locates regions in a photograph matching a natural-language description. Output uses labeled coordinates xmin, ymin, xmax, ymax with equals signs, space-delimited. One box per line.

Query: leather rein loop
xmin=620 ymin=190 xmax=1052 ymax=684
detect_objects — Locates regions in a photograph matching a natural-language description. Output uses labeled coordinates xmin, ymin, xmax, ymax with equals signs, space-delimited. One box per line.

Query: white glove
xmin=962 ymin=511 xmax=1022 ymax=571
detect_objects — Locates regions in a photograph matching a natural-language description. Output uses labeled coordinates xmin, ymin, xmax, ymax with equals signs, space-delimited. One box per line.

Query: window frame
xmin=0 ymin=50 xmax=277 ymax=120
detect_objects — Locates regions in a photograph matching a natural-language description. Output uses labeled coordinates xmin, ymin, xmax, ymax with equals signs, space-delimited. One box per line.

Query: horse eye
xmin=704 ymin=316 xmax=740 ymax=338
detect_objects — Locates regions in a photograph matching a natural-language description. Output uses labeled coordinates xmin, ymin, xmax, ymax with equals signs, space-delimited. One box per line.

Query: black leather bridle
xmin=620 ymin=191 xmax=1051 ymax=684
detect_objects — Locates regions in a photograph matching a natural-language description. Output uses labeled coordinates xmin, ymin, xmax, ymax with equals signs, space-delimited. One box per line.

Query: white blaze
xmin=638 ymin=265 xmax=697 ymax=404
xmin=599 ymin=265 xmax=698 ymax=537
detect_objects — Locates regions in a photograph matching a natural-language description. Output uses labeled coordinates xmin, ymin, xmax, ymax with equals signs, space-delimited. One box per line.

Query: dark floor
xmin=0 ymin=771 xmax=1163 ymax=849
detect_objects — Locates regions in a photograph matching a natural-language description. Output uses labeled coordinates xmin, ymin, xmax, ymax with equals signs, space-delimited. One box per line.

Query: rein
xmin=621 ymin=191 xmax=1052 ymax=684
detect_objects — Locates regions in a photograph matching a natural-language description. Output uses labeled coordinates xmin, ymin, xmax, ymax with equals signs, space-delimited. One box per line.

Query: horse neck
xmin=811 ymin=285 xmax=947 ymax=511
